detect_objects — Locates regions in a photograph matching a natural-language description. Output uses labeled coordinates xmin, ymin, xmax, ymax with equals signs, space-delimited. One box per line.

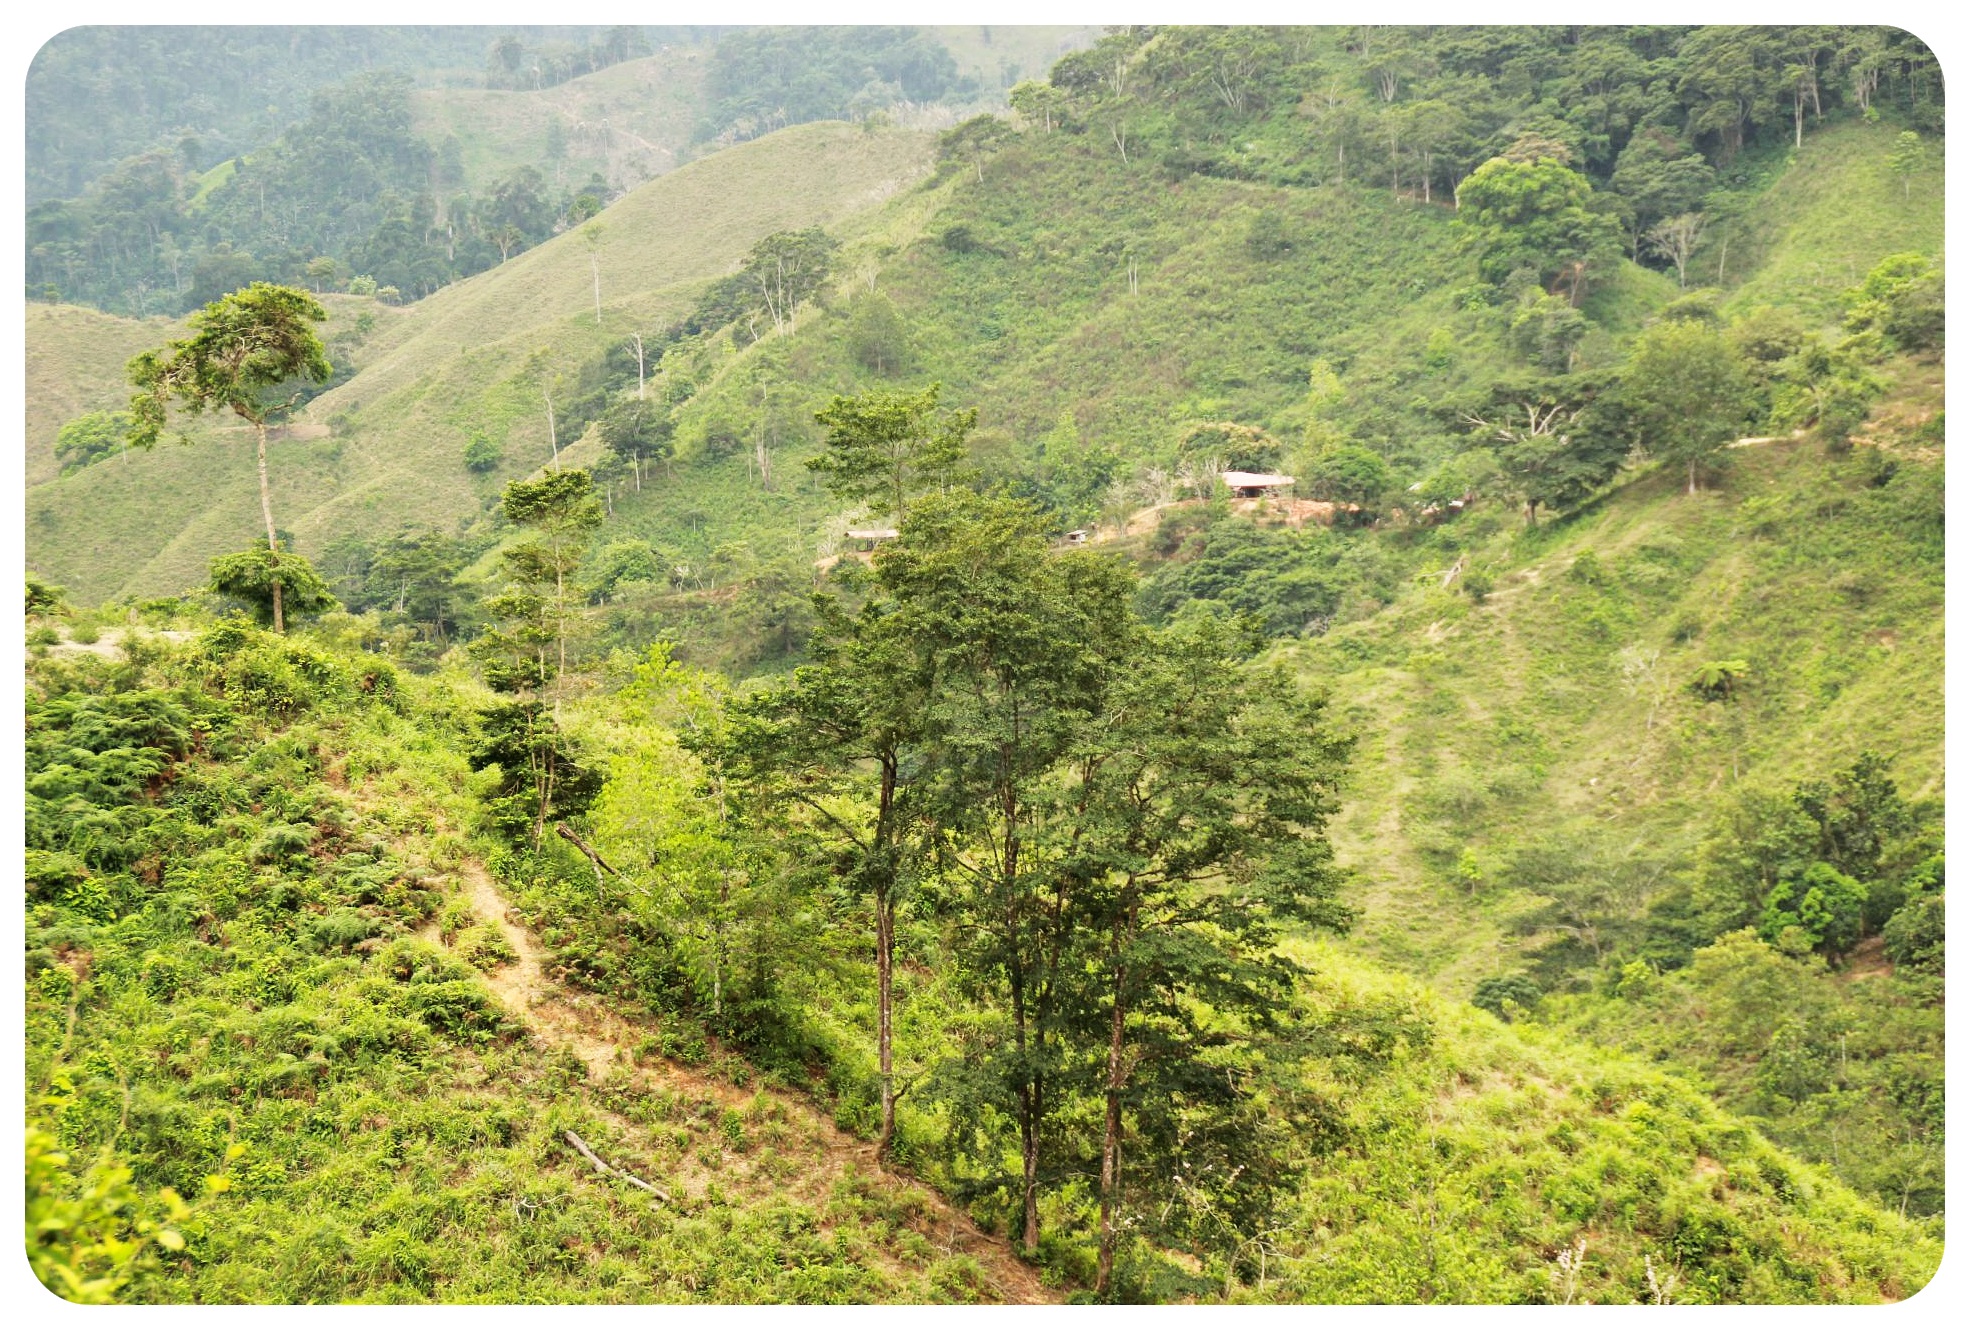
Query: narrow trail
xmin=418 ymin=857 xmax=1058 ymax=1305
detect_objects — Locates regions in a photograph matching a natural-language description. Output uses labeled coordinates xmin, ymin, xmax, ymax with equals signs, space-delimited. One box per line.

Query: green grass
xmin=927 ymin=25 xmax=1101 ymax=101
xmin=1719 ymin=118 xmax=1945 ymax=323
xmin=24 ymin=304 xmax=183 ymax=489
xmin=24 ymin=625 xmax=1046 ymax=1304
xmin=26 ymin=615 xmax=1940 ymax=1304
xmin=1284 ymin=439 xmax=1942 ymax=993
xmin=1266 ymin=938 xmax=1938 ymax=1304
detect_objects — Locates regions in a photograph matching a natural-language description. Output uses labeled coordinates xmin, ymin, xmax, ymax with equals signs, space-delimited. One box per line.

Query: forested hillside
xmin=25 ymin=23 xmax=1945 ymax=1306
xmin=25 ymin=24 xmax=1093 ymax=316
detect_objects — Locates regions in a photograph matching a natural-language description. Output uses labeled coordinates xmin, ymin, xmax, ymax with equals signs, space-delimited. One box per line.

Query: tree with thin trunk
xmin=1060 ymin=615 xmax=1354 ymax=1295
xmin=808 ymin=384 xmax=977 ymax=523
xmin=1888 ymin=132 xmax=1924 ymax=201
xmin=1643 ymin=212 xmax=1705 ymax=289
xmin=716 ymin=590 xmax=935 ymax=1161
xmin=1621 ymin=319 xmax=1754 ymax=494
xmin=891 ymin=494 xmax=1142 ymax=1256
xmin=126 ymin=283 xmax=331 ymax=634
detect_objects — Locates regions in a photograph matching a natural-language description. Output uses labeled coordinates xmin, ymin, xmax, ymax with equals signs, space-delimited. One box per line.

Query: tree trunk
xmin=875 ymin=880 xmax=896 ymax=1157
xmin=1095 ymin=941 xmax=1129 ymax=1297
xmin=1688 ymin=457 xmax=1698 ymax=495
xmin=1020 ymin=1079 xmax=1041 ymax=1254
xmin=874 ymin=758 xmax=900 ymax=1160
xmin=256 ymin=421 xmax=285 ymax=634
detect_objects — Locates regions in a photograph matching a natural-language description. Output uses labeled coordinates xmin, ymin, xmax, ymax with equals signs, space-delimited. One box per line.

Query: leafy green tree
xmin=1456 ymin=153 xmax=1620 ymax=303
xmin=1760 ymin=862 xmax=1868 ymax=961
xmin=1881 ymin=861 xmax=1943 ymax=976
xmin=939 ymin=113 xmax=1016 ymax=182
xmin=1609 ymin=127 xmax=1716 ymax=255
xmin=207 ymin=545 xmax=338 ymax=628
xmin=738 ymin=228 xmax=840 ymax=338
xmin=1886 ymin=131 xmax=1924 ymax=200
xmin=476 ymin=166 xmax=554 ymax=259
xmin=1055 ymin=613 xmax=1354 ymax=1293
xmin=598 ymin=397 xmax=676 ymax=490
xmin=466 ymin=480 xmax=603 ymax=851
xmin=1304 ymin=444 xmax=1391 ymax=510
xmin=807 ymin=383 xmax=977 ymax=521
xmin=1841 ymin=253 xmax=1944 ymax=355
xmin=1007 ymin=79 xmax=1066 ymax=133
xmin=1620 ymin=318 xmax=1754 ymax=493
xmin=469 ymin=694 xmax=602 ymax=851
xmin=1177 ymin=421 xmax=1282 ymax=472
xmin=365 ymin=529 xmax=474 ymax=644
xmin=54 ymin=410 xmax=136 ymax=474
xmin=467 ymin=471 xmax=603 ymax=848
xmin=494 ymin=469 xmax=603 ymax=686
xmin=27 ymin=1126 xmax=191 ymax=1303
xmin=1472 ymin=974 xmax=1543 ymax=1020
xmin=888 ymin=493 xmax=1141 ymax=1254
xmin=1674 ymin=26 xmax=1783 ymax=160
xmin=1790 ymin=751 xmax=1915 ymax=897
xmin=594 ymin=645 xmax=794 ymax=1028
xmin=26 ymin=574 xmax=68 ymax=616
xmin=126 ymin=282 xmax=332 ymax=632
xmin=844 ymin=290 xmax=912 ymax=376
xmin=681 ymin=227 xmax=841 ymax=343
xmin=463 ymin=432 xmax=503 ymax=473
xmin=713 ymin=567 xmax=937 ymax=1159
xmin=1508 ymin=288 xmax=1590 ymax=371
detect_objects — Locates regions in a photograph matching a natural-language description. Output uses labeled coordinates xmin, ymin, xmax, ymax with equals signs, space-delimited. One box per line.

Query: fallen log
xmin=564 ymin=1129 xmax=672 ymax=1203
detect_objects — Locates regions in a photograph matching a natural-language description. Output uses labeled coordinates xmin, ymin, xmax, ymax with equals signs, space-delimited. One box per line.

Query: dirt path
xmin=421 ymin=859 xmax=1058 ymax=1305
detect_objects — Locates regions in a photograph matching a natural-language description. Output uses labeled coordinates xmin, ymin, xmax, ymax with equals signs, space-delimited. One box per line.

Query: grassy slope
xmin=1263 ymin=117 xmax=1947 ymax=995
xmin=408 ymin=48 xmax=710 ymax=197
xmin=1719 ymin=119 xmax=1946 ymax=322
xmin=591 ymin=137 xmax=1538 ymax=608
xmin=23 ymin=630 xmax=1050 ymax=1305
xmin=1266 ymin=939 xmax=1937 ymax=1304
xmin=24 ymin=123 xmax=935 ymax=606
xmin=929 ymin=25 xmax=1102 ymax=101
xmin=24 ymin=625 xmax=1938 ymax=1303
xmin=24 ymin=305 xmax=181 ymax=489
xmin=1285 ymin=439 xmax=1943 ymax=992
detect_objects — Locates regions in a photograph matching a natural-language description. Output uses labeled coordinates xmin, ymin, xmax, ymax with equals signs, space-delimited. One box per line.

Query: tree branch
xmin=564 ymin=1130 xmax=672 ymax=1203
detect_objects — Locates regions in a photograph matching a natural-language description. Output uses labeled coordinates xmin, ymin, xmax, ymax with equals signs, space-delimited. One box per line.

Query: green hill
xmin=407 ymin=48 xmax=710 ymax=198
xmin=25 ymin=304 xmax=180 ymax=489
xmin=22 ymin=25 xmax=1947 ymax=1306
xmin=24 ymin=122 xmax=935 ymax=605
xmin=24 ymin=619 xmax=1939 ymax=1303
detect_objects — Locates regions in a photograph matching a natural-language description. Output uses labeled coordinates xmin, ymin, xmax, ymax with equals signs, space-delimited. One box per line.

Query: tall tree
xmin=496 ymin=469 xmax=603 ymax=687
xmin=1621 ymin=319 xmax=1755 ymax=493
xmin=1056 ymin=615 xmax=1355 ymax=1294
xmin=468 ymin=470 xmax=603 ymax=849
xmin=1644 ymin=213 xmax=1706 ymax=289
xmin=126 ymin=282 xmax=331 ymax=633
xmin=1456 ymin=153 xmax=1621 ymax=304
xmin=716 ymin=576 xmax=937 ymax=1159
xmin=807 ymin=383 xmax=977 ymax=522
xmin=892 ymin=494 xmax=1141 ymax=1254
